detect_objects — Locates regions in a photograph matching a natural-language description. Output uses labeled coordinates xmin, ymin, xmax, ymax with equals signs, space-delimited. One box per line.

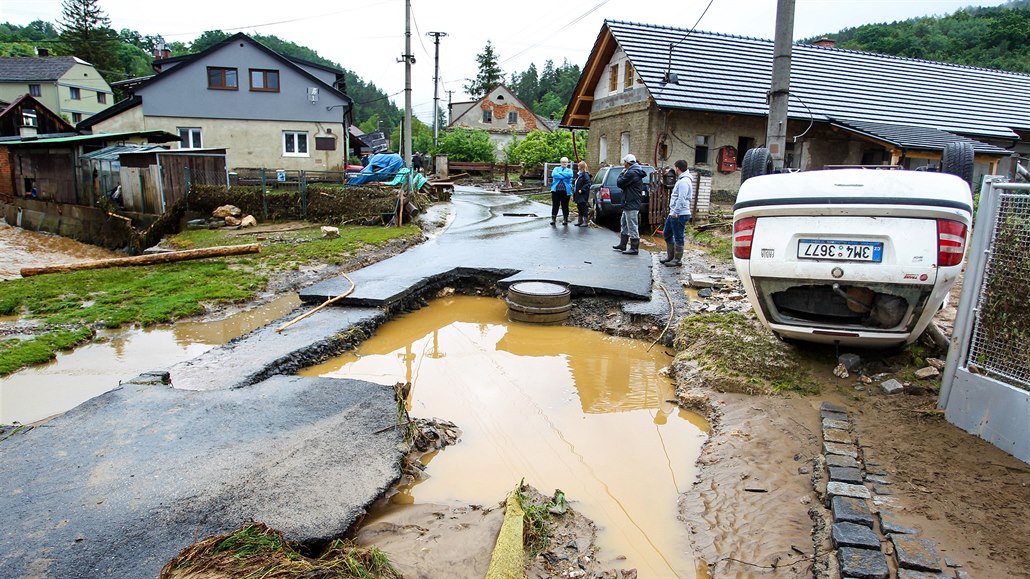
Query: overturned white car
xmin=732 ymin=150 xmax=973 ymax=347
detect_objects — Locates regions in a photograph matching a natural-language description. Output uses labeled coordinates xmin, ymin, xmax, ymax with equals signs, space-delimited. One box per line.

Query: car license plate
xmin=797 ymin=239 xmax=883 ymax=262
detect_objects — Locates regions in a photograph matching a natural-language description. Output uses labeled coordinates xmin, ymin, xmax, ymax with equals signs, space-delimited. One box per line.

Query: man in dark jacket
xmin=613 ymin=154 xmax=646 ymax=255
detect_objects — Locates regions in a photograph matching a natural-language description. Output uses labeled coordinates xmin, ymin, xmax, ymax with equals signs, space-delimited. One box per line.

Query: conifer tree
xmin=464 ymin=40 xmax=503 ymax=98
xmin=58 ymin=0 xmax=118 ymax=76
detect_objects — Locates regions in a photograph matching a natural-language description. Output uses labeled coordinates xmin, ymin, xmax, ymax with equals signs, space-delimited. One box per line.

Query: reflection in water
xmin=0 ymin=294 xmax=300 ymax=424
xmin=301 ymin=296 xmax=708 ymax=578
xmin=0 ymin=222 xmax=120 ymax=280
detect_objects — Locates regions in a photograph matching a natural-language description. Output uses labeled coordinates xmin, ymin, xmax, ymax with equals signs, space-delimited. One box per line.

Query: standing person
xmin=412 ymin=151 xmax=423 ymax=173
xmin=613 ymin=154 xmax=646 ymax=254
xmin=573 ymin=160 xmax=592 ymax=226
xmin=550 ymin=157 xmax=574 ymax=225
xmin=661 ymin=160 xmax=693 ymax=266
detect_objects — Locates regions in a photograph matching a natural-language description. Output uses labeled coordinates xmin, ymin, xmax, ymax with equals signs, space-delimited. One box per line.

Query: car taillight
xmin=733 ymin=217 xmax=757 ymax=259
xmin=599 ymin=187 xmax=611 ymax=201
xmin=937 ymin=219 xmax=967 ymax=267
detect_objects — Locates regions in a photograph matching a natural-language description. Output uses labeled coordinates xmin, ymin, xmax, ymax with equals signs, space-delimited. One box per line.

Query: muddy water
xmin=0 ymin=294 xmax=300 ymax=424
xmin=0 ymin=222 xmax=120 ymax=280
xmin=301 ymin=295 xmax=709 ymax=577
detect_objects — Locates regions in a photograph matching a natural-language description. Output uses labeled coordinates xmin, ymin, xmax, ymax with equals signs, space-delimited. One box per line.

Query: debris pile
xmin=186 ymin=205 xmax=257 ymax=229
xmin=684 ymin=273 xmax=752 ymax=315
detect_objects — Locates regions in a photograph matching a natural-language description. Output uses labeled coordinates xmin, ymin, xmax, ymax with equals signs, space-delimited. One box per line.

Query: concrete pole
xmin=403 ymin=0 xmax=413 ymax=171
xmin=766 ymin=0 xmax=795 ymax=172
xmin=428 ymin=32 xmax=447 ymax=148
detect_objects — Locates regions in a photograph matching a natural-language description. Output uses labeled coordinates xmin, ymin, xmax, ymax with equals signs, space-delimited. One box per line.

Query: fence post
xmin=300 ymin=170 xmax=307 ymax=220
xmin=260 ymin=168 xmax=268 ymax=221
xmin=183 ymin=165 xmax=191 ymax=212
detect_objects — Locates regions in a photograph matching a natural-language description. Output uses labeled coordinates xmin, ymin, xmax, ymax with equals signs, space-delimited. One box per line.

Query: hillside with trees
xmin=804 ymin=0 xmax=1030 ymax=73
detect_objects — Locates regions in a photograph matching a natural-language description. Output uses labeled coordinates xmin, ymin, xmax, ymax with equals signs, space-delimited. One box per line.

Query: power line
xmin=498 ymin=0 xmax=612 ymax=65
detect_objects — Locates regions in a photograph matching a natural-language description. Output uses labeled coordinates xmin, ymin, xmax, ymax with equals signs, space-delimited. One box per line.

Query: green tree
xmin=57 ymin=0 xmax=120 ymax=76
xmin=390 ymin=117 xmax=433 ymax=154
xmin=507 ymin=130 xmax=587 ymax=170
xmin=464 ymin=40 xmax=503 ymax=98
xmin=188 ymin=30 xmax=230 ymax=53
xmin=438 ymin=128 xmax=497 ymax=162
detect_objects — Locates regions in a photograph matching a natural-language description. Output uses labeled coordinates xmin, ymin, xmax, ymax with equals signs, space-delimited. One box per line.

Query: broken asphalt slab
xmin=0 ymin=375 xmax=403 ymax=578
xmin=301 ymin=189 xmax=654 ymax=306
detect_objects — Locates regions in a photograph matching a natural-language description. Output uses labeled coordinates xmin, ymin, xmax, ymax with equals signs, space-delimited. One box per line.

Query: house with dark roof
xmin=448 ymin=84 xmax=552 ymax=152
xmin=0 ymin=56 xmax=113 ymax=124
xmin=561 ymin=20 xmax=1026 ymax=196
xmin=79 ymin=33 xmax=353 ymax=171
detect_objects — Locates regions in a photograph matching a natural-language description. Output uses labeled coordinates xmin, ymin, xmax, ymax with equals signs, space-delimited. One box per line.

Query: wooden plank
xmin=20 ymin=244 xmax=261 ymax=277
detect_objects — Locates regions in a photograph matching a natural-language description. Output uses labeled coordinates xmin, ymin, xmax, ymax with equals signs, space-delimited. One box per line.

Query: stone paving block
xmin=827 ymin=481 xmax=872 ymax=500
xmin=880 ymin=510 xmax=919 ymax=534
xmin=821 ymin=401 xmax=848 ymax=413
xmin=823 ymin=418 xmax=850 ymax=430
xmin=892 ymin=536 xmax=943 ymax=572
xmin=822 ymin=409 xmax=849 ymax=421
xmin=865 ymin=475 xmax=891 ymax=485
xmin=829 ymin=466 xmax=864 ymax=484
xmin=838 ymin=547 xmax=889 ymax=579
xmin=832 ymin=496 xmax=874 ymax=528
xmin=833 ymin=522 xmax=881 ymax=549
xmin=897 ymin=570 xmax=948 ymax=579
xmin=823 ymin=428 xmax=853 ymax=444
xmin=880 ymin=378 xmax=905 ymax=395
xmin=827 ymin=454 xmax=861 ymax=469
xmin=872 ymin=485 xmax=893 ymax=496
xmin=824 ymin=442 xmax=859 ymax=458
xmin=872 ymin=495 xmax=893 ymax=507
xmin=956 ymin=570 xmax=971 ymax=579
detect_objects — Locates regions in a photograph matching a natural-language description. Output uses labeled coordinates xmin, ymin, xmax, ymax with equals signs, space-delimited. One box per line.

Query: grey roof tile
xmin=0 ymin=56 xmax=82 ymax=81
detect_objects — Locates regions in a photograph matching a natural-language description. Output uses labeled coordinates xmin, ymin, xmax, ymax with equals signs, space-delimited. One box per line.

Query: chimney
xmin=36 ymin=47 xmax=49 ymax=57
xmin=813 ymin=38 xmax=836 ymax=48
xmin=152 ymin=36 xmax=171 ymax=61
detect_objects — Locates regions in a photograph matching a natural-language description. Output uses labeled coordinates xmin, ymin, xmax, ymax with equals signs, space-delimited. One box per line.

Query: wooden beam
xmin=20 ymin=244 xmax=260 ymax=277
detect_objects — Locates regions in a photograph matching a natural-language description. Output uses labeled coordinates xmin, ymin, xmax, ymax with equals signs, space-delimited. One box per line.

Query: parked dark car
xmin=589 ymin=164 xmax=656 ymax=223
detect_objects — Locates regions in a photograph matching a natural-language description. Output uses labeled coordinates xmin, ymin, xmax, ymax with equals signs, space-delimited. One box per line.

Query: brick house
xmin=448 ymin=84 xmax=552 ymax=154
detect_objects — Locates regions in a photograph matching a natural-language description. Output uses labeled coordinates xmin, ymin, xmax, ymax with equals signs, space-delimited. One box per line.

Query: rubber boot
xmin=574 ymin=214 xmax=584 ymax=226
xmin=664 ymin=244 xmax=684 ymax=266
xmin=622 ymin=238 xmax=639 ymax=255
xmin=613 ymin=234 xmax=628 ymax=251
xmin=658 ymin=242 xmax=674 ymax=264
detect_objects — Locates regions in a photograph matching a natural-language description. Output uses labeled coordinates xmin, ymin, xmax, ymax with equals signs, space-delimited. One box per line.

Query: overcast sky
xmin=3 ymin=0 xmax=1012 ymax=121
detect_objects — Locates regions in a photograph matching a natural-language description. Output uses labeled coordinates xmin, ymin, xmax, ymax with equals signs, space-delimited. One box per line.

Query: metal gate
xmin=939 ymin=178 xmax=1030 ymax=464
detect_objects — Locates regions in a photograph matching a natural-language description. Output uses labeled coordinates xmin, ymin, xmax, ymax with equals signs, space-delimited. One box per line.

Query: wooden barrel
xmin=506 ymin=281 xmax=572 ymax=324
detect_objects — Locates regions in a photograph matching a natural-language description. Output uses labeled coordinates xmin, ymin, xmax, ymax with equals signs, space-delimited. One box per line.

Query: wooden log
xmin=19 ymin=244 xmax=261 ymax=277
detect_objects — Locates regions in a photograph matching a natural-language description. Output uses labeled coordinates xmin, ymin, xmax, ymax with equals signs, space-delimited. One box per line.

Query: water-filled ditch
xmin=301 ymin=294 xmax=709 ymax=577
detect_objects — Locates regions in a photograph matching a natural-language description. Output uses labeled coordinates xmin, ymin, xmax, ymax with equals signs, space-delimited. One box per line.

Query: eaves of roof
xmin=0 ymin=129 xmax=180 ymax=146
xmin=830 ymin=118 xmax=1012 ymax=155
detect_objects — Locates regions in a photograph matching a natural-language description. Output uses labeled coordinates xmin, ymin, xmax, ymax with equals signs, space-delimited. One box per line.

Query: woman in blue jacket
xmin=550 ymin=157 xmax=574 ymax=225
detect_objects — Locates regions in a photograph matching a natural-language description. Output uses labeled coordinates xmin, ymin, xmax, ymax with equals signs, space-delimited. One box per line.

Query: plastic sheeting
xmin=348 ymin=153 xmax=404 ymax=185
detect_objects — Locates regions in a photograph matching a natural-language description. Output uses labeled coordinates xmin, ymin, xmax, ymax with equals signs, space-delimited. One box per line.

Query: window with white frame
xmin=283 ymin=131 xmax=309 ymax=156
xmin=97 ymin=92 xmax=107 ymax=104
xmin=22 ymin=108 xmax=37 ymax=127
xmin=694 ymin=135 xmax=711 ymax=164
xmin=482 ymin=109 xmax=493 ymax=123
xmin=29 ymin=84 xmax=41 ymax=97
xmin=598 ymin=135 xmax=608 ymax=163
xmin=620 ymin=132 xmax=630 ymax=159
xmin=178 ymin=127 xmax=202 ymax=148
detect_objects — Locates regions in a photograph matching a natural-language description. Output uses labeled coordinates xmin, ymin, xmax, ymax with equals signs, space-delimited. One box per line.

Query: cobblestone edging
xmin=818 ymin=402 xmax=971 ymax=579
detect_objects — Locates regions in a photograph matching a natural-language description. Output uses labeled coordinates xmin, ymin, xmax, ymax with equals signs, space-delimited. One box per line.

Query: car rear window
xmin=605 ymin=169 xmax=622 ymax=186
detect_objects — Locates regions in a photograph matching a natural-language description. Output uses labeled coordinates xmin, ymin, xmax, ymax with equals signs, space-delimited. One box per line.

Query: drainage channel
xmin=0 ymin=293 xmax=301 ymax=424
xmin=300 ymin=294 xmax=710 ymax=577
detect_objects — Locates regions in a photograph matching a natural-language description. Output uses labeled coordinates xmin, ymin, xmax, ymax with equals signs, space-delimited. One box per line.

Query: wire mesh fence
xmin=966 ymin=190 xmax=1030 ymax=390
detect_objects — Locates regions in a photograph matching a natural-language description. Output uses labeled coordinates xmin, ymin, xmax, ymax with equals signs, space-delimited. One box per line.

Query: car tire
xmin=942 ymin=142 xmax=975 ymax=186
xmin=741 ymin=147 xmax=772 ymax=183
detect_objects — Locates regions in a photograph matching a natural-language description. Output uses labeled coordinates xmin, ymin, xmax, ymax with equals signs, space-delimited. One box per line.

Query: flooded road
xmin=0 ymin=221 xmax=119 ymax=280
xmin=0 ymin=294 xmax=300 ymax=424
xmin=302 ymin=295 xmax=708 ymax=577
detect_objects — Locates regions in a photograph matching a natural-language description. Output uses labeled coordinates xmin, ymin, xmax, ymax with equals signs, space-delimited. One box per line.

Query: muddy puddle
xmin=301 ymin=295 xmax=709 ymax=577
xmin=0 ymin=221 xmax=120 ymax=280
xmin=0 ymin=294 xmax=300 ymax=424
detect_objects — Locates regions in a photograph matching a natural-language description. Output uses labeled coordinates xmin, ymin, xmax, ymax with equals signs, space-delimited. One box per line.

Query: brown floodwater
xmin=0 ymin=222 xmax=120 ymax=280
xmin=0 ymin=294 xmax=300 ymax=424
xmin=301 ymin=295 xmax=709 ymax=577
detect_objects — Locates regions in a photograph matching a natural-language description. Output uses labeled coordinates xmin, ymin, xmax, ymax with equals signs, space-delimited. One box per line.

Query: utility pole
xmin=766 ymin=0 xmax=795 ymax=172
xmin=427 ymin=31 xmax=447 ymax=148
xmin=401 ymin=0 xmax=414 ymax=170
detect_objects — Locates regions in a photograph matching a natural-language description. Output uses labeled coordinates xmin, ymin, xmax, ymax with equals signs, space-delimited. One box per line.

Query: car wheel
xmin=741 ymin=147 xmax=772 ymax=183
xmin=942 ymin=142 xmax=975 ymax=186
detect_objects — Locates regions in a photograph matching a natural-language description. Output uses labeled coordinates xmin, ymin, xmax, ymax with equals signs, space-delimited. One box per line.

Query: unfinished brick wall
xmin=0 ymin=148 xmax=14 ymax=200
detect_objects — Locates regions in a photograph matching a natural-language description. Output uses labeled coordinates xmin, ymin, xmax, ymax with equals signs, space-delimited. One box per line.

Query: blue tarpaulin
xmin=348 ymin=153 xmax=404 ymax=185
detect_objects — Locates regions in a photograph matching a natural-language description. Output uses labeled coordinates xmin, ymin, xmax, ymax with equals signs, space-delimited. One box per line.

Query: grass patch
xmin=686 ymin=225 xmax=732 ymax=262
xmin=675 ymin=312 xmax=818 ymax=394
xmin=160 ymin=522 xmax=400 ymax=578
xmin=0 ymin=327 xmax=94 ymax=376
xmin=515 ymin=483 xmax=567 ymax=558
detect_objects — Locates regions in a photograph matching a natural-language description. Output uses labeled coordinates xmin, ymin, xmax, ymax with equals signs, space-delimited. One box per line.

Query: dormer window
xmin=208 ymin=67 xmax=238 ymax=90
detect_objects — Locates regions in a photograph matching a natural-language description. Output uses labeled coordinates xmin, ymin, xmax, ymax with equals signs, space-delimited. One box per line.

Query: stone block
xmin=838 ymin=353 xmax=863 ymax=371
xmin=824 ymin=442 xmax=859 ymax=458
xmin=914 ymin=366 xmax=940 ymax=379
xmin=823 ymin=418 xmax=850 ymax=430
xmin=872 ymin=485 xmax=893 ymax=496
xmin=897 ymin=571 xmax=947 ymax=579
xmin=833 ymin=522 xmax=881 ymax=549
xmin=827 ymin=481 xmax=871 ymax=500
xmin=880 ymin=379 xmax=904 ymax=395
xmin=829 ymin=466 xmax=864 ymax=484
xmin=865 ymin=475 xmax=891 ymax=485
xmin=827 ymin=454 xmax=860 ymax=469
xmin=892 ymin=536 xmax=943 ymax=572
xmin=880 ymin=510 xmax=919 ymax=535
xmin=824 ymin=428 xmax=853 ymax=444
xmin=821 ymin=401 xmax=848 ymax=413
xmin=838 ymin=547 xmax=888 ymax=579
xmin=831 ymin=496 xmax=874 ymax=527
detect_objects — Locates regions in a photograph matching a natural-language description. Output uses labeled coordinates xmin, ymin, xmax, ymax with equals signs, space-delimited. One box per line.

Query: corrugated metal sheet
xmin=830 ymin=119 xmax=1012 ymax=154
xmin=607 ymin=20 xmax=1030 ymax=140
xmin=80 ymin=144 xmax=167 ymax=161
